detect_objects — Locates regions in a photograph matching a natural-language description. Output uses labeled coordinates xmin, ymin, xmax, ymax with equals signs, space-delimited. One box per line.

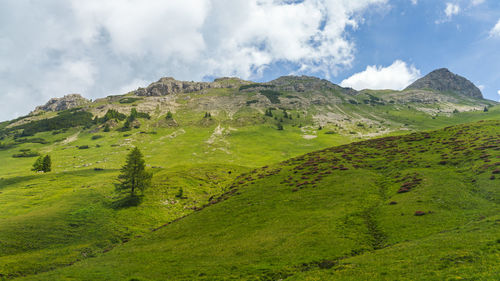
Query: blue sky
xmin=0 ymin=0 xmax=499 ymax=121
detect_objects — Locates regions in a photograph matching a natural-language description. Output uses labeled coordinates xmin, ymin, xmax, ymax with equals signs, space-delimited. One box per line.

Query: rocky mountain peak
xmin=33 ymin=94 xmax=90 ymax=113
xmin=405 ymin=68 xmax=483 ymax=99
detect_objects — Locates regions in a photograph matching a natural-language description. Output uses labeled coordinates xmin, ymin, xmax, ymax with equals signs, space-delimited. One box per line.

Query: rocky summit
xmin=133 ymin=77 xmax=249 ymax=96
xmin=405 ymin=68 xmax=483 ymax=99
xmin=33 ymin=93 xmax=90 ymax=113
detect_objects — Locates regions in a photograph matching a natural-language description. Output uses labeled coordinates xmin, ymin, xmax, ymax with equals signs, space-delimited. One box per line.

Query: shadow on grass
xmin=0 ymin=168 xmax=119 ymax=191
xmin=0 ymin=174 xmax=40 ymax=190
xmin=111 ymin=195 xmax=144 ymax=209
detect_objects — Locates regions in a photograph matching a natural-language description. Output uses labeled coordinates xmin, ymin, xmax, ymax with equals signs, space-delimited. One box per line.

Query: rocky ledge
xmin=133 ymin=77 xmax=248 ymax=96
xmin=33 ymin=94 xmax=90 ymax=113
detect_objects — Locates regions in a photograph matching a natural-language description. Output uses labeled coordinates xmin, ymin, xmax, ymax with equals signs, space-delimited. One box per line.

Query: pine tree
xmin=32 ymin=155 xmax=51 ymax=172
xmin=166 ymin=111 xmax=173 ymax=119
xmin=122 ymin=119 xmax=131 ymax=131
xmin=129 ymin=108 xmax=138 ymax=121
xmin=265 ymin=108 xmax=273 ymax=117
xmin=42 ymin=155 xmax=51 ymax=172
xmin=116 ymin=147 xmax=152 ymax=197
xmin=32 ymin=156 xmax=44 ymax=172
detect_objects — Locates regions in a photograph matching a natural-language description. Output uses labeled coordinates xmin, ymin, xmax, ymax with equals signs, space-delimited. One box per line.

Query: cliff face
xmin=405 ymin=68 xmax=483 ymax=99
xmin=133 ymin=77 xmax=249 ymax=96
xmin=34 ymin=94 xmax=90 ymax=112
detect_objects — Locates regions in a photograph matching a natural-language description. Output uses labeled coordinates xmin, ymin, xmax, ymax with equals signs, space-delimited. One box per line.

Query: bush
xmin=260 ymin=90 xmax=281 ymax=104
xmin=92 ymin=135 xmax=104 ymax=140
xmin=14 ymin=111 xmax=93 ymax=137
xmin=239 ymin=83 xmax=275 ymax=91
xmin=246 ymin=100 xmax=258 ymax=106
xmin=78 ymin=145 xmax=90 ymax=149
xmin=98 ymin=109 xmax=127 ymax=124
xmin=119 ymin=97 xmax=142 ymax=104
xmin=13 ymin=149 xmax=40 ymax=158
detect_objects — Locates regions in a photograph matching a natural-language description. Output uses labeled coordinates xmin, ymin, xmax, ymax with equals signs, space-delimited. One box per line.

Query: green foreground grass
xmin=0 ymin=101 xmax=499 ymax=280
xmin=11 ymin=119 xmax=499 ymax=280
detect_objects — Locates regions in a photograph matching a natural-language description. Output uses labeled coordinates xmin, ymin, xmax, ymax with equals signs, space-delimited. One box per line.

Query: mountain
xmin=0 ymin=69 xmax=499 ymax=280
xmin=405 ymin=68 xmax=483 ymax=99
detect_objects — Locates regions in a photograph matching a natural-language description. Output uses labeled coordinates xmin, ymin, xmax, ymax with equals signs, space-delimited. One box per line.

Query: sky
xmin=0 ymin=0 xmax=499 ymax=121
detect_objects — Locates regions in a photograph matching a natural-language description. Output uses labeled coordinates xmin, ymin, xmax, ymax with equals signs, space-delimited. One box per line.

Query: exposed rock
xmin=405 ymin=68 xmax=483 ymax=99
xmin=33 ymin=94 xmax=90 ymax=113
xmin=134 ymin=77 xmax=246 ymax=96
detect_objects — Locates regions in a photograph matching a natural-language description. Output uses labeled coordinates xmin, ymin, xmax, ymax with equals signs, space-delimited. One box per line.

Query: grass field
xmin=13 ymin=119 xmax=498 ymax=280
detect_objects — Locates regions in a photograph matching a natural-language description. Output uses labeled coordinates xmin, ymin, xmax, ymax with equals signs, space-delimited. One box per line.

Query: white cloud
xmin=445 ymin=3 xmax=460 ymax=19
xmin=0 ymin=0 xmax=388 ymax=121
xmin=340 ymin=60 xmax=421 ymax=90
xmin=490 ymin=19 xmax=500 ymax=37
xmin=471 ymin=0 xmax=484 ymax=6
xmin=435 ymin=3 xmax=460 ymax=24
xmin=497 ymin=90 xmax=500 ymax=96
xmin=411 ymin=0 xmax=418 ymax=5
xmin=478 ymin=85 xmax=485 ymax=91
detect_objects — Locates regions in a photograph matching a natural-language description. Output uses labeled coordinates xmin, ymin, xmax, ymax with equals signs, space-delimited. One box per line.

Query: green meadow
xmin=0 ymin=84 xmax=499 ymax=280
xmin=9 ymin=119 xmax=498 ymax=281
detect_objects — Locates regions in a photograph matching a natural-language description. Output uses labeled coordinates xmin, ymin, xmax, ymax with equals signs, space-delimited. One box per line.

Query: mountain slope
xmin=405 ymin=68 xmax=483 ymax=99
xmin=21 ymin=119 xmax=500 ymax=280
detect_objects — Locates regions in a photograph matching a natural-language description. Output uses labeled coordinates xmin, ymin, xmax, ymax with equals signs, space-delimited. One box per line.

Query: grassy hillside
xmin=0 ymin=77 xmax=498 ymax=279
xmin=15 ymin=119 xmax=499 ymax=280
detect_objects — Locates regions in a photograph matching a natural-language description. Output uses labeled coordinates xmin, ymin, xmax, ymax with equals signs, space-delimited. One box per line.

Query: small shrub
xmin=92 ymin=135 xmax=103 ymax=140
xmin=13 ymin=149 xmax=40 ymax=158
xmin=119 ymin=97 xmax=142 ymax=104
xmin=78 ymin=145 xmax=90 ymax=149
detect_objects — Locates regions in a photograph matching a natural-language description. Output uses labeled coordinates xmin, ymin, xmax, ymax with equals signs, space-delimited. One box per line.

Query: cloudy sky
xmin=1 ymin=0 xmax=499 ymax=121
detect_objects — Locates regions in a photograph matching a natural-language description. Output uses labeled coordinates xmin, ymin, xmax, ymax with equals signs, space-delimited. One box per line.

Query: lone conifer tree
xmin=116 ymin=147 xmax=152 ymax=197
xmin=42 ymin=155 xmax=51 ymax=172
xmin=32 ymin=156 xmax=44 ymax=172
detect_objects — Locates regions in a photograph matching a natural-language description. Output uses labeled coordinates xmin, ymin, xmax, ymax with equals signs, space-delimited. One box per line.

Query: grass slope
xmin=18 ymin=120 xmax=500 ymax=281
xmin=0 ymin=94 xmax=498 ymax=279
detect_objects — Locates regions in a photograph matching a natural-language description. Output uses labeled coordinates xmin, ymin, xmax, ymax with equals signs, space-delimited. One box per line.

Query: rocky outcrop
xmin=269 ymin=75 xmax=357 ymax=95
xmin=405 ymin=68 xmax=483 ymax=99
xmin=134 ymin=77 xmax=247 ymax=96
xmin=34 ymin=94 xmax=90 ymax=112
